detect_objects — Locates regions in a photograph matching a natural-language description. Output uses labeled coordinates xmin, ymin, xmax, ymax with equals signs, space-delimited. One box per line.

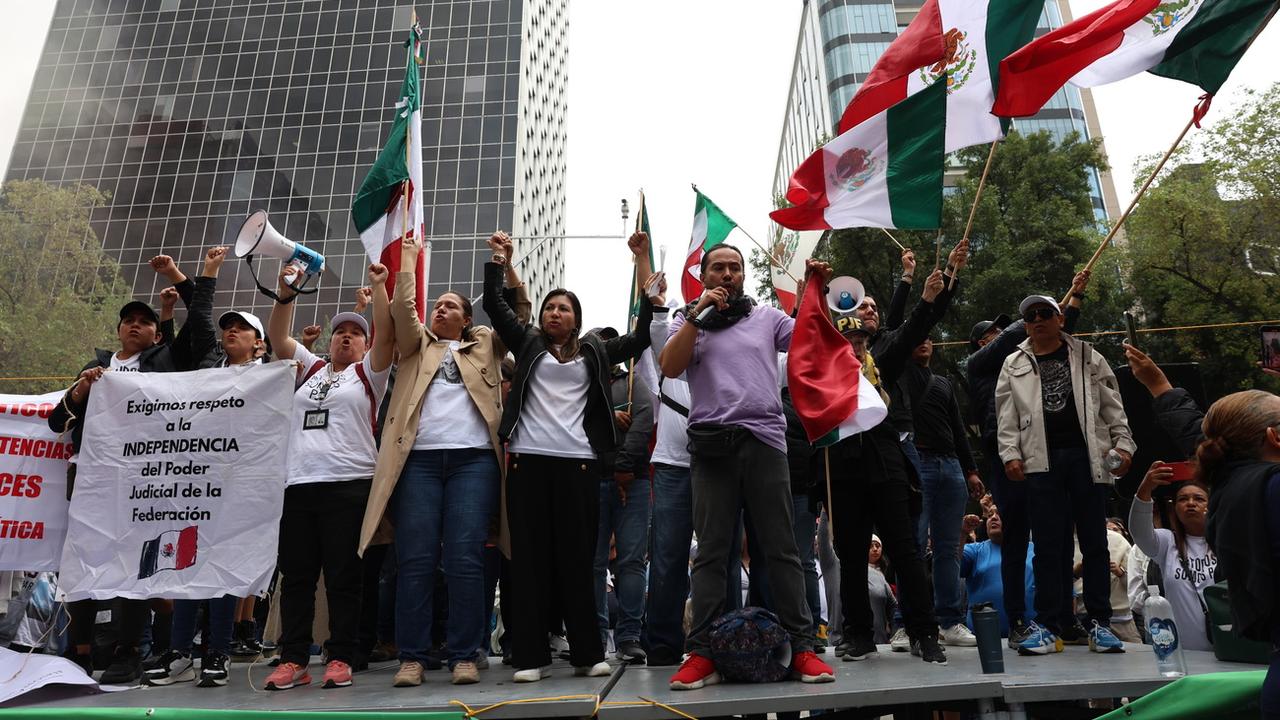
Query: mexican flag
xmin=769 ymin=227 xmax=825 ymax=315
xmin=138 ymin=526 xmax=198 ymax=580
xmin=771 ymin=79 xmax=946 ymax=232
xmin=993 ymin=0 xmax=1279 ymax=117
xmin=786 ymin=271 xmax=888 ymax=445
xmin=351 ymin=23 xmax=427 ymax=320
xmin=682 ymin=189 xmax=738 ymax=303
xmin=838 ymin=0 xmax=1044 ymax=153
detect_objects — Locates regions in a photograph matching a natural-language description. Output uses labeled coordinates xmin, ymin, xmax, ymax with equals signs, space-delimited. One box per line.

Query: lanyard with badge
xmin=304 ymin=365 xmax=339 ymax=430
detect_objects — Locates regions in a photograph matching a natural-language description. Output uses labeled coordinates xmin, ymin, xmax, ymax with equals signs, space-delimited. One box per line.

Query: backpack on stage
xmin=708 ymin=607 xmax=792 ymax=683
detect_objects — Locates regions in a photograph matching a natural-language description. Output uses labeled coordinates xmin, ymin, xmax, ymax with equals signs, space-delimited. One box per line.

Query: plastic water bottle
xmin=1145 ymin=585 xmax=1187 ymax=677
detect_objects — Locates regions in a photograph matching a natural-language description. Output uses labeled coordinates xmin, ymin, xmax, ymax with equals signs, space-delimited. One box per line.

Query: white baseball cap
xmin=1018 ymin=295 xmax=1061 ymax=317
xmin=218 ymin=310 xmax=264 ymax=338
xmin=330 ymin=312 xmax=370 ymax=336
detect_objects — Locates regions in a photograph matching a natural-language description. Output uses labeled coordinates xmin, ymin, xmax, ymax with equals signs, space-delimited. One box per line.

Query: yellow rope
xmin=448 ymin=693 xmax=600 ymax=718
xmin=933 ymin=318 xmax=1280 ymax=348
xmin=600 ymin=697 xmax=702 ymax=720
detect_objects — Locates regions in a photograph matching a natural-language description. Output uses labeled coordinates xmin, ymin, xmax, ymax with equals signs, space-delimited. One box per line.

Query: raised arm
xmin=173 ymin=247 xmax=225 ymax=370
xmin=267 ymin=266 xmax=302 ymax=362
xmin=366 ymin=263 xmax=394 ymax=373
xmin=605 ymin=294 xmax=654 ymax=366
xmin=391 ymin=237 xmax=427 ymax=359
xmin=884 ymin=248 xmax=916 ymax=331
xmin=480 ymin=233 xmax=529 ymax=357
xmin=492 ymin=232 xmax=528 ymax=357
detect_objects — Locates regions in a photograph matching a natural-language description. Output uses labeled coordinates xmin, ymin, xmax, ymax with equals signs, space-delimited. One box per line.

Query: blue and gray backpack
xmin=708 ymin=607 xmax=793 ymax=683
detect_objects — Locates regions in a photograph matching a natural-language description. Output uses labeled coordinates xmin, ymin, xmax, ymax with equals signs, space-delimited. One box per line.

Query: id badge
xmin=303 ymin=408 xmax=329 ymax=430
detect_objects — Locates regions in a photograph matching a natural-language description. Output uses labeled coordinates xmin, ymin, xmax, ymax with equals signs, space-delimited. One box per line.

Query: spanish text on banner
xmin=0 ymin=392 xmax=71 ymax=571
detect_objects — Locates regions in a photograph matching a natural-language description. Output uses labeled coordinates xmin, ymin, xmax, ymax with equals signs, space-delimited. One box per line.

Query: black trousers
xmin=68 ymin=598 xmax=148 ymax=654
xmin=831 ymin=434 xmax=939 ymax=643
xmin=505 ymin=453 xmax=603 ymax=669
xmin=277 ymin=478 xmax=370 ymax=666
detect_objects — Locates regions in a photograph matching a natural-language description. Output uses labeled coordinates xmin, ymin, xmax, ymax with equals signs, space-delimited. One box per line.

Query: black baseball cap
xmin=968 ymin=314 xmax=1012 ymax=349
xmin=118 ymin=300 xmax=160 ymax=326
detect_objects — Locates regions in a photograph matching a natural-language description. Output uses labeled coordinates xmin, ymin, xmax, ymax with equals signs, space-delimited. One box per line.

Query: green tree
xmin=1121 ymin=83 xmax=1280 ymax=399
xmin=0 ymin=180 xmax=133 ymax=394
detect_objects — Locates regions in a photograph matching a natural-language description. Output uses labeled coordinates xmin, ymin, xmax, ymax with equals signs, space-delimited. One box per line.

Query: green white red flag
xmin=681 ymin=189 xmax=738 ymax=303
xmin=786 ymin=271 xmax=888 ymax=445
xmin=838 ymin=0 xmax=1044 ymax=153
xmin=771 ymin=79 xmax=946 ymax=232
xmin=351 ymin=23 xmax=426 ymax=320
xmin=993 ymin=0 xmax=1278 ymax=117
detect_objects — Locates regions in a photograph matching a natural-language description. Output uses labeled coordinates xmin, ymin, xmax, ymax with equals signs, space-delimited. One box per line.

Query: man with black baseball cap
xmin=47 ymin=248 xmax=219 ymax=685
xmin=964 ymin=271 xmax=1089 ymax=649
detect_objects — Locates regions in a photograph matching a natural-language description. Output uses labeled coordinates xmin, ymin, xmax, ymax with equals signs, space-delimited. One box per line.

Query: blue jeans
xmin=172 ymin=595 xmax=238 ymax=655
xmin=393 ymin=448 xmax=500 ymax=667
xmin=1026 ymin=446 xmax=1111 ymax=634
xmin=915 ymin=452 xmax=968 ymax=628
xmin=595 ymin=474 xmax=651 ymax=646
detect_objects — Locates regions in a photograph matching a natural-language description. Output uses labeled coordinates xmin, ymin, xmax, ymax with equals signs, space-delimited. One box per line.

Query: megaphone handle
xmin=245 ymin=253 xmax=300 ymax=304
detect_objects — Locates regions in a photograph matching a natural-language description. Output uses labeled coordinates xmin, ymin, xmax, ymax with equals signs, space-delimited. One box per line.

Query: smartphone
xmin=1124 ymin=312 xmax=1138 ymax=347
xmin=1166 ymin=461 xmax=1194 ymax=482
xmin=1262 ymin=325 xmax=1280 ymax=370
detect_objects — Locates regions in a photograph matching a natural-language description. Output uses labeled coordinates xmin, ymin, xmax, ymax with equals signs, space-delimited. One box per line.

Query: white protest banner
xmin=0 ymin=392 xmax=71 ymax=571
xmin=59 ymin=362 xmax=293 ymax=600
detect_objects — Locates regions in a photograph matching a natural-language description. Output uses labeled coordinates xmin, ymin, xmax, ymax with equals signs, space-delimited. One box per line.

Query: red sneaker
xmin=321 ymin=660 xmax=353 ymax=688
xmin=669 ymin=653 xmax=720 ymax=690
xmin=791 ymin=650 xmax=835 ymax=683
xmin=264 ymin=661 xmax=311 ymax=691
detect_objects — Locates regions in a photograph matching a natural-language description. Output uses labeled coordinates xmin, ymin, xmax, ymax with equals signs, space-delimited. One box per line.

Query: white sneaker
xmin=513 ymin=665 xmax=551 ymax=682
xmin=939 ymin=624 xmax=978 ymax=647
xmin=574 ymin=661 xmax=612 ymax=677
xmin=889 ymin=628 xmax=910 ymax=652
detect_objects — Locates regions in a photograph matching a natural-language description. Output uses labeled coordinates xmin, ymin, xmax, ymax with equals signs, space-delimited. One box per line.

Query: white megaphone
xmin=235 ymin=210 xmax=326 ymax=275
xmin=827 ymin=276 xmax=865 ymax=314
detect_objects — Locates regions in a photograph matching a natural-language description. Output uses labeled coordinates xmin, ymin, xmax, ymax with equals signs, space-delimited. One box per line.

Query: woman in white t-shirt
xmin=1129 ymin=462 xmax=1217 ymax=651
xmin=483 ymin=233 xmax=656 ymax=683
xmin=263 ymin=263 xmax=395 ymax=691
xmin=356 ymin=231 xmax=529 ymax=688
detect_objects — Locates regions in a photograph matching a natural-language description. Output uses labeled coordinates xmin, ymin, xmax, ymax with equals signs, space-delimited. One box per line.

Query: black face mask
xmin=683 ymin=292 xmax=756 ymax=331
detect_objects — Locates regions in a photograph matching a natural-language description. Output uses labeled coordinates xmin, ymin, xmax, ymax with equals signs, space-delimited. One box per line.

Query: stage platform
xmin=2 ymin=647 xmax=1263 ymax=718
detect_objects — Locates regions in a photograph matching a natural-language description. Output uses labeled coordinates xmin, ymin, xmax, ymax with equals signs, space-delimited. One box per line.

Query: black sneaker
xmin=913 ymin=636 xmax=948 ymax=665
xmin=617 ymin=641 xmax=647 ymax=665
xmin=646 ymin=647 xmax=683 ymax=667
xmin=198 ymin=652 xmax=229 ymax=687
xmin=841 ymin=637 xmax=878 ymax=662
xmin=1060 ymin=618 xmax=1090 ymax=646
xmin=143 ymin=650 xmax=194 ymax=686
xmin=1008 ymin=619 xmax=1032 ymax=650
xmin=101 ymin=649 xmax=144 ymax=685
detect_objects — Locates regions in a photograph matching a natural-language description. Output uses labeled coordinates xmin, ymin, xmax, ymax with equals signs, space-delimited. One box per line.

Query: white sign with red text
xmin=0 ymin=392 xmax=71 ymax=571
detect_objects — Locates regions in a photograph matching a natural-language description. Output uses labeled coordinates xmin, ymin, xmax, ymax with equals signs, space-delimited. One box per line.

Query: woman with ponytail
xmin=1194 ymin=390 xmax=1280 ymax=717
xmin=483 ymin=231 xmax=658 ymax=683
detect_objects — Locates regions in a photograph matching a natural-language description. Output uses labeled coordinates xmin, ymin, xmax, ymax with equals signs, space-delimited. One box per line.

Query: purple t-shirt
xmin=668 ymin=305 xmax=794 ymax=453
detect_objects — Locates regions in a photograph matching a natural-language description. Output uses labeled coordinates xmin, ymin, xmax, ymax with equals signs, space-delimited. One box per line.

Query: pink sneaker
xmin=321 ymin=660 xmax=353 ymax=688
xmin=264 ymin=662 xmax=311 ymax=691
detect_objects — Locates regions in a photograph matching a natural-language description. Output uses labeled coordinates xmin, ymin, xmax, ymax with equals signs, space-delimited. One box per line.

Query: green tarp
xmin=1097 ymin=670 xmax=1266 ymax=720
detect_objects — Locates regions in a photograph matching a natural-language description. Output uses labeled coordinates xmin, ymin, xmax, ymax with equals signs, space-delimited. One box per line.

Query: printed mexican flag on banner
xmin=993 ymin=0 xmax=1278 ymax=117
xmin=681 ymin=189 xmax=738 ymax=303
xmin=839 ymin=0 xmax=1044 ymax=153
xmin=786 ymin=271 xmax=888 ymax=445
xmin=771 ymin=79 xmax=947 ymax=232
xmin=351 ymin=21 xmax=427 ymax=320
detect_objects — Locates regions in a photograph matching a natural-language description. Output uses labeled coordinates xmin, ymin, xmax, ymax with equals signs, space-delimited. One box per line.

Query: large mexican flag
xmin=681 ymin=190 xmax=738 ymax=303
xmin=993 ymin=0 xmax=1279 ymax=117
xmin=351 ymin=24 xmax=427 ymax=319
xmin=838 ymin=0 xmax=1044 ymax=153
xmin=771 ymin=79 xmax=946 ymax=232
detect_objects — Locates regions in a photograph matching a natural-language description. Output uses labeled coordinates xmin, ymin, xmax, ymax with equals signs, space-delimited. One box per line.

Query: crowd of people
xmin=27 ymin=231 xmax=1280 ymax=714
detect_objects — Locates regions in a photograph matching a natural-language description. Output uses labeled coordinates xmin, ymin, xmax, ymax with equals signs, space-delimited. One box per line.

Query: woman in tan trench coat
xmin=358 ymin=231 xmax=529 ymax=688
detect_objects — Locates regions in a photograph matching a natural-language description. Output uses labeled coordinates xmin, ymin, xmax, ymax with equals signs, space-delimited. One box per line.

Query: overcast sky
xmin=0 ymin=1 xmax=1276 ymax=334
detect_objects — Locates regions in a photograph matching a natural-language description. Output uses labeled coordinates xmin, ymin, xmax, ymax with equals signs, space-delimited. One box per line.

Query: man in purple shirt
xmin=660 ymin=244 xmax=835 ymax=690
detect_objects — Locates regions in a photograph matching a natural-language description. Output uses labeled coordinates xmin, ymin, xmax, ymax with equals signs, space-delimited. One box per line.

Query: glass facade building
xmin=775 ymin=0 xmax=1121 ymax=224
xmin=5 ymin=0 xmax=568 ymax=328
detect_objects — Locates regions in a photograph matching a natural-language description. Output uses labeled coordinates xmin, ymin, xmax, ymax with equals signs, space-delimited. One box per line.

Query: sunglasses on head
xmin=1023 ymin=307 xmax=1058 ymax=323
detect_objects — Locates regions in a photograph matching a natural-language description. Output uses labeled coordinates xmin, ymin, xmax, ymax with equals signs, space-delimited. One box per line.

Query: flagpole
xmin=881 ymin=228 xmax=907 ymax=252
xmin=948 ymin=138 xmax=1000 ymax=291
xmin=735 ymin=226 xmax=802 ymax=286
xmin=1060 ymin=97 xmax=1206 ymax=305
xmin=403 ymin=12 xmax=418 ymax=303
xmin=824 ymin=447 xmax=835 ymax=537
xmin=627 ymin=190 xmax=646 ymax=408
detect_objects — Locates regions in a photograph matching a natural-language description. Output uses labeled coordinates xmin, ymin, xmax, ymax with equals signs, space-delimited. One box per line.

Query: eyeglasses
xmin=1023 ymin=307 xmax=1058 ymax=323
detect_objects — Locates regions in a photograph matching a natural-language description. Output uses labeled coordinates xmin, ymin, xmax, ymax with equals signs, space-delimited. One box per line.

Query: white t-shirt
xmin=287 ymin=345 xmax=391 ymax=486
xmin=110 ymin=352 xmax=141 ymax=372
xmin=644 ymin=310 xmax=690 ymax=468
xmin=413 ymin=341 xmax=491 ymax=451
xmin=508 ymin=353 xmax=595 ymax=459
xmin=1129 ymin=498 xmax=1217 ymax=651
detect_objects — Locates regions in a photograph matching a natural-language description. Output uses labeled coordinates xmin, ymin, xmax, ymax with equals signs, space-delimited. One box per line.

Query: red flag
xmin=837 ymin=0 xmax=946 ymax=133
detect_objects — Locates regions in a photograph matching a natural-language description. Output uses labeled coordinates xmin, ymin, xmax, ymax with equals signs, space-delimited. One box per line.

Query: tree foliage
xmin=1120 ymin=82 xmax=1280 ymax=399
xmin=0 ymin=180 xmax=133 ymax=394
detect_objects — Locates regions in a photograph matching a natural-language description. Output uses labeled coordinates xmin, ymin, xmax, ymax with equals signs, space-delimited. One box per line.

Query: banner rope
xmin=930 ymin=318 xmax=1280 ymax=348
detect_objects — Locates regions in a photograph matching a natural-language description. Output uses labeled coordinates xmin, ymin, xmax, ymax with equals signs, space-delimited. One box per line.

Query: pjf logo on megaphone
xmin=235 ymin=210 xmax=327 ymax=302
